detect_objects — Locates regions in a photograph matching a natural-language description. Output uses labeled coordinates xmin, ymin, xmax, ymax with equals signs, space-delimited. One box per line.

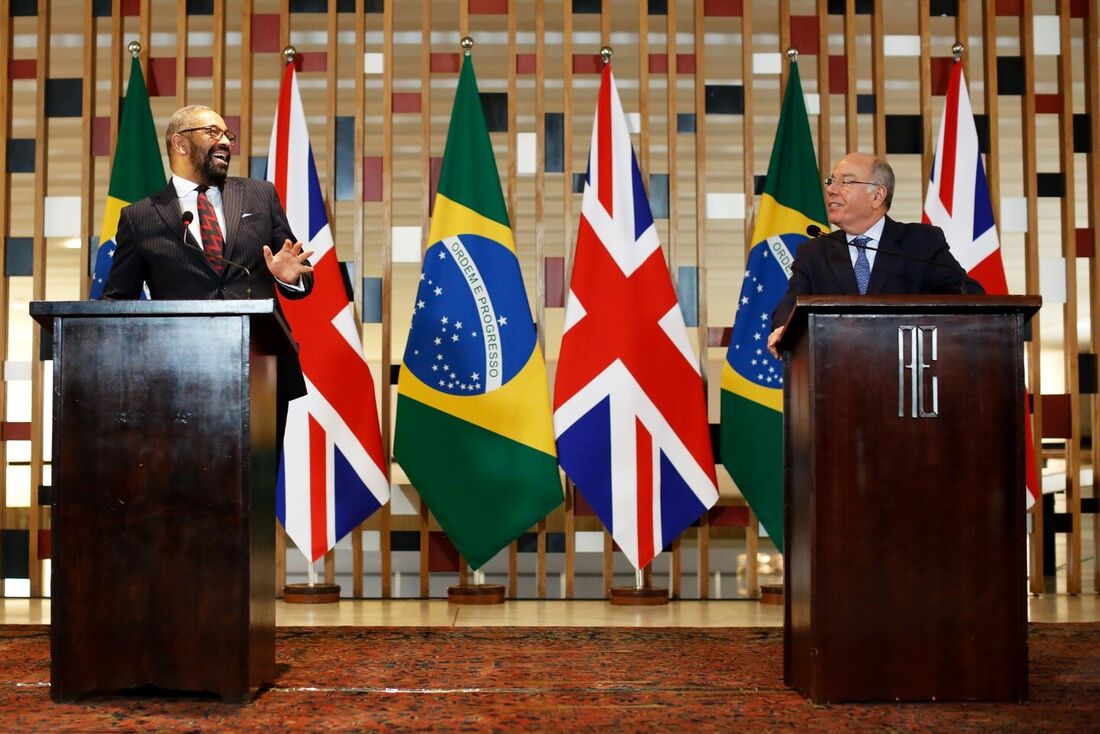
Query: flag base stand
xmin=283 ymin=583 xmax=341 ymax=604
xmin=447 ymin=584 xmax=505 ymax=605
xmin=759 ymin=583 xmax=784 ymax=605
xmin=608 ymin=586 xmax=669 ymax=606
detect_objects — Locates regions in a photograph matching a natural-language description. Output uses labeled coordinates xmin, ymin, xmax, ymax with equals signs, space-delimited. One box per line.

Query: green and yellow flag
xmin=394 ymin=55 xmax=562 ymax=569
xmin=91 ymin=56 xmax=166 ymax=299
xmin=719 ymin=61 xmax=826 ymax=553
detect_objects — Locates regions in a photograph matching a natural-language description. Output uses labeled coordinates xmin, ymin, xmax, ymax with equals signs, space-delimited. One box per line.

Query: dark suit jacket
xmin=103 ymin=177 xmax=314 ymax=400
xmin=103 ymin=177 xmax=313 ymax=301
xmin=771 ymin=216 xmax=985 ymax=328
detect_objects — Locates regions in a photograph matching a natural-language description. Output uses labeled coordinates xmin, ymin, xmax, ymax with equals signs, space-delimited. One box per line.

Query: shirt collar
xmin=171 ymin=174 xmax=219 ymax=197
xmin=848 ymin=216 xmax=886 ymax=244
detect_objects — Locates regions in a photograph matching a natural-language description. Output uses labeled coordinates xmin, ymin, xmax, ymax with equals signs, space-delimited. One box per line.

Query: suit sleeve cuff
xmin=276 ymin=277 xmax=306 ymax=292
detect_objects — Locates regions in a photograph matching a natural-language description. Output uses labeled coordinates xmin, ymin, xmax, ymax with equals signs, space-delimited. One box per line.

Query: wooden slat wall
xmin=871 ymin=0 xmax=884 ymax=155
xmin=740 ymin=2 xmax=759 ymax=599
xmin=0 ymin=0 xmax=11 ymax=583
xmin=323 ymin=4 xmax=340 ymax=591
xmin=26 ymin=0 xmax=50 ymax=598
xmin=814 ymin=0 xmax=828 ymax=188
xmin=417 ymin=0 xmax=433 ymax=601
xmin=843 ymin=0 xmax=857 ymax=152
xmin=534 ymin=0 xmax=554 ymax=597
xmin=1056 ymin=1 xmax=1081 ymax=595
xmin=351 ymin=0 xmax=368 ymax=599
xmin=1087 ymin=0 xmax=1100 ymax=594
xmin=1020 ymin=0 xmax=1045 ymax=597
xmin=379 ymin=0 xmax=394 ymax=600
xmin=525 ymin=0 xmax=544 ymax=600
xmin=79 ymin=2 xmax=96 ymax=303
xmin=108 ymin=0 xmax=123 ymax=158
xmin=2 ymin=0 xmax=1096 ymax=601
xmin=917 ymin=0 xmax=932 ymax=187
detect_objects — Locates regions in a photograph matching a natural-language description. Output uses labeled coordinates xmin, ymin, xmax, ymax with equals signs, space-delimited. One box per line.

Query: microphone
xmin=805 ymin=224 xmax=971 ymax=295
xmin=180 ymin=211 xmax=253 ymax=299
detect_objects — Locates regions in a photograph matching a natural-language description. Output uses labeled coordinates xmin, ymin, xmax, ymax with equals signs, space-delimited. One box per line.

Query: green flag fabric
xmin=91 ymin=56 xmax=166 ymax=299
xmin=719 ymin=62 xmax=827 ymax=554
xmin=393 ymin=56 xmax=563 ymax=570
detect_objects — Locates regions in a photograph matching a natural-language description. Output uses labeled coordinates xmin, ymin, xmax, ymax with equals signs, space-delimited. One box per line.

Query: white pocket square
xmin=242 ymin=212 xmax=255 ymax=219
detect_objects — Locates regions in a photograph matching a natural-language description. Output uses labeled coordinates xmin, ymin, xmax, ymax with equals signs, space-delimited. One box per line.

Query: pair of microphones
xmin=804 ymin=224 xmax=972 ymax=295
xmin=181 ymin=211 xmax=252 ymax=298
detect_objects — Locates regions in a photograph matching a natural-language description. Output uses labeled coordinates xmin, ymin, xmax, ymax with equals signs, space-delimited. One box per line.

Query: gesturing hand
xmin=263 ymin=239 xmax=315 ymax=285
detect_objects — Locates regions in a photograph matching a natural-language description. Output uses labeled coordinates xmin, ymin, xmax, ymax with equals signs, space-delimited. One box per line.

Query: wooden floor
xmin=2 ymin=593 xmax=1097 ymax=627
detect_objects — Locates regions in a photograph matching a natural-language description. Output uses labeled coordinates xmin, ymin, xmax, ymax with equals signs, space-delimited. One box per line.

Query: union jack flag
xmin=268 ymin=62 xmax=390 ymax=562
xmin=923 ymin=60 xmax=1038 ymax=508
xmin=553 ymin=63 xmax=718 ymax=570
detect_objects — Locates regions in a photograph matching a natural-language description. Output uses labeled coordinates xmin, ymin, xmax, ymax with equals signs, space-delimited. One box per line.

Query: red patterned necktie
xmin=195 ymin=185 xmax=225 ymax=273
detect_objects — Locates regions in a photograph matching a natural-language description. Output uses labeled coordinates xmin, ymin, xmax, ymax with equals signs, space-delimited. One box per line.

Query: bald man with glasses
xmin=767 ymin=152 xmax=982 ymax=358
xmin=104 ymin=104 xmax=313 ymax=302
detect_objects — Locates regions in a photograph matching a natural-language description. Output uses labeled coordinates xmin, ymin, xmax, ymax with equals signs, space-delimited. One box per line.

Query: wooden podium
xmin=31 ymin=300 xmax=294 ymax=703
xmin=776 ymin=295 xmax=1039 ymax=704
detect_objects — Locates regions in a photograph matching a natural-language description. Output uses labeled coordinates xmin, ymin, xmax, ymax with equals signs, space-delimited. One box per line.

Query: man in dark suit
xmin=104 ymin=105 xmax=315 ymax=407
xmin=767 ymin=152 xmax=982 ymax=358
xmin=103 ymin=104 xmax=313 ymax=301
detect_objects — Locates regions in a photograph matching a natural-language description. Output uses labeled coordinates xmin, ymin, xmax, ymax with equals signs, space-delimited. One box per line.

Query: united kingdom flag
xmin=553 ymin=63 xmax=719 ymax=571
xmin=268 ymin=62 xmax=390 ymax=562
xmin=923 ymin=60 xmax=1038 ymax=508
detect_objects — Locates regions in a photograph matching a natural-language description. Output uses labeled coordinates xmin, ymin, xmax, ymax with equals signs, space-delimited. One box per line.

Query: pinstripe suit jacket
xmin=103 ymin=177 xmax=313 ymax=301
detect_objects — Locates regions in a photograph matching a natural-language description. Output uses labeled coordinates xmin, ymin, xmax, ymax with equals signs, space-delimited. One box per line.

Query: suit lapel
xmin=155 ymin=180 xmax=222 ymax=275
xmin=151 ymin=183 xmax=184 ymax=234
xmin=826 ymin=236 xmax=860 ymax=294
xmin=866 ymin=216 xmax=900 ymax=295
xmin=222 ymin=178 xmax=243 ymax=261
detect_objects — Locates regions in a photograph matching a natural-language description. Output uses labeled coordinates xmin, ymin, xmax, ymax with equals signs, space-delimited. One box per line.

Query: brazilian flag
xmin=394 ymin=55 xmax=562 ymax=569
xmin=91 ymin=56 xmax=166 ymax=299
xmin=719 ymin=61 xmax=827 ymax=553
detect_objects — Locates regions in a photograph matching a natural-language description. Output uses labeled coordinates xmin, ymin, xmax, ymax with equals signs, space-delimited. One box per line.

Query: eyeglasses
xmin=177 ymin=125 xmax=237 ymax=144
xmin=823 ymin=176 xmax=881 ymax=188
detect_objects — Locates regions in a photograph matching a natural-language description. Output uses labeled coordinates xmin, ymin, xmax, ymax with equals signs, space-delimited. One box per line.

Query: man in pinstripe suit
xmin=103 ymin=105 xmax=314 ymax=302
xmin=104 ymin=105 xmax=315 ymax=404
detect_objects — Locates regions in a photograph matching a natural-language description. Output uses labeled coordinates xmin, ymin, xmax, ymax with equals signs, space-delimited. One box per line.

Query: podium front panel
xmin=48 ymin=311 xmax=277 ymax=702
xmin=784 ymin=302 xmax=1029 ymax=703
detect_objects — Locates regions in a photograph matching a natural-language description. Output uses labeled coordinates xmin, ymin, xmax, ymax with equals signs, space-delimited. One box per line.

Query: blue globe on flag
xmin=404 ymin=234 xmax=536 ymax=397
xmin=728 ymin=231 xmax=807 ymax=389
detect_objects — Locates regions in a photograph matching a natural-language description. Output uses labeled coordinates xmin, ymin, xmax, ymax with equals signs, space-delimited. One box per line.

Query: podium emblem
xmin=898 ymin=326 xmax=939 ymax=418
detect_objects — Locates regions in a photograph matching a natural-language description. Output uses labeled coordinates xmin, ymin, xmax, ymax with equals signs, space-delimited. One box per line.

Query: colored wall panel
xmin=544 ymin=112 xmax=564 ymax=173
xmin=335 ymin=115 xmax=355 ymax=202
xmin=789 ymin=16 xmax=820 ymax=56
xmin=45 ymin=79 xmax=83 ymax=117
xmin=6 ymin=140 xmax=35 ymax=174
xmin=705 ymin=85 xmax=744 ymax=115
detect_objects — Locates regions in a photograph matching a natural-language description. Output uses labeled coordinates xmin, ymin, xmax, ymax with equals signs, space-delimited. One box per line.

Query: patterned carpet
xmin=0 ymin=623 xmax=1096 ymax=731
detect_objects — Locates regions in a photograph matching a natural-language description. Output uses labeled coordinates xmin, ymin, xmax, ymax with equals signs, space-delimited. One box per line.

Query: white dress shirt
xmin=847 ymin=215 xmax=887 ymax=271
xmin=172 ymin=174 xmax=226 ymax=249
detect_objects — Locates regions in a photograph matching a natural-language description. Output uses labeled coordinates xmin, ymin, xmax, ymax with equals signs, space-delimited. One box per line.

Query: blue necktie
xmin=851 ymin=236 xmax=871 ymax=295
